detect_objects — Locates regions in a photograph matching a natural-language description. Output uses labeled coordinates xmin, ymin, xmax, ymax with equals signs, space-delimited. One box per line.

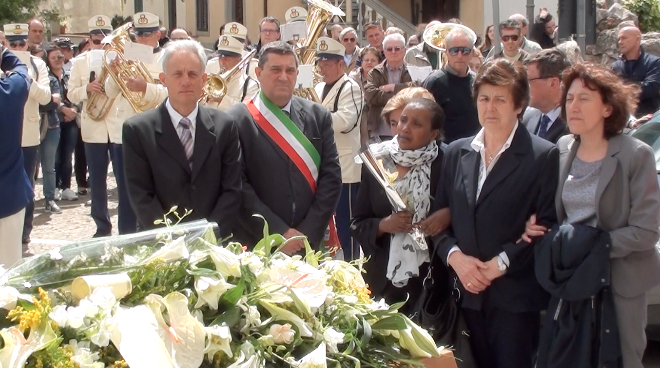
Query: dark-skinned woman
xmin=351 ymin=98 xmax=450 ymax=315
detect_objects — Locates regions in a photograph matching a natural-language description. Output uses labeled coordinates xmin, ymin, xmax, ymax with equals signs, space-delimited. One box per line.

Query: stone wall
xmin=39 ymin=0 xmax=127 ymax=35
xmin=584 ymin=1 xmax=660 ymax=65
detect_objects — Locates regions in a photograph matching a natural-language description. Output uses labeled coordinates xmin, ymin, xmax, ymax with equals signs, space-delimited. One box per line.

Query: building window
xmin=134 ymin=0 xmax=143 ymax=12
xmin=196 ymin=0 xmax=209 ymax=32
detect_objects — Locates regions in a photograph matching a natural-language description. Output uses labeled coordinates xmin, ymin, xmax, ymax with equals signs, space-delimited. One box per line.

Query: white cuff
xmin=447 ymin=245 xmax=461 ymax=262
xmin=498 ymin=251 xmax=510 ymax=267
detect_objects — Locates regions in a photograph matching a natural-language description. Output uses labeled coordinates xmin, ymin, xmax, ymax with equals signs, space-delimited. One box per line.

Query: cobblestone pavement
xmin=22 ymin=164 xmax=660 ymax=367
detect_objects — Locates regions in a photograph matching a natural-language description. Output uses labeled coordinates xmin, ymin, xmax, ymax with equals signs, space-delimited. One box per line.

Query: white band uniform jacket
xmin=68 ymin=51 xmax=123 ymax=143
xmin=315 ymin=74 xmax=364 ymax=183
xmin=14 ymin=51 xmax=50 ymax=147
xmin=104 ymin=48 xmax=169 ymax=144
xmin=204 ymin=57 xmax=260 ymax=111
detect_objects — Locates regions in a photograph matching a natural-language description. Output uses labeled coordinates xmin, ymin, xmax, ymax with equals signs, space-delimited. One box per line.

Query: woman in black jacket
xmin=351 ymin=98 xmax=450 ymax=315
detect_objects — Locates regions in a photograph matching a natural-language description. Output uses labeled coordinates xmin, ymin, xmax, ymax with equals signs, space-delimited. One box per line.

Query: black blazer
xmin=227 ymin=96 xmax=342 ymax=248
xmin=351 ymin=150 xmax=444 ymax=302
xmin=122 ymin=101 xmax=242 ymax=237
xmin=433 ymin=125 xmax=559 ymax=313
xmin=521 ymin=107 xmax=567 ymax=144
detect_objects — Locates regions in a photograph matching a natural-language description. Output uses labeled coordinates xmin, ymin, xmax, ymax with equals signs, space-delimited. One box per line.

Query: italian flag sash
xmin=245 ymin=92 xmax=340 ymax=253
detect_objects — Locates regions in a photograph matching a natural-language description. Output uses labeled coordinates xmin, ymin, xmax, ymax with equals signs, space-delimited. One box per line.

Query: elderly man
xmin=405 ymin=21 xmax=443 ymax=69
xmin=422 ymin=27 xmax=480 ymax=143
xmin=612 ymin=26 xmax=660 ymax=117
xmin=0 ymin=45 xmax=32 ymax=266
xmin=5 ymin=24 xmax=52 ymax=244
xmin=205 ymin=35 xmax=259 ymax=110
xmin=314 ymin=36 xmax=364 ymax=260
xmin=365 ymin=33 xmax=417 ymax=141
xmin=489 ymin=20 xmax=529 ymax=62
xmin=170 ymin=28 xmax=190 ymax=41
xmin=227 ymin=41 xmax=342 ymax=252
xmin=27 ymin=19 xmax=45 ymax=48
xmin=104 ymin=11 xmax=168 ymax=235
xmin=122 ymin=40 xmax=241 ymax=236
xmin=340 ymin=27 xmax=360 ymax=73
xmin=522 ymin=49 xmax=570 ymax=143
xmin=69 ymin=15 xmax=125 ymax=237
xmin=330 ymin=24 xmax=343 ymax=41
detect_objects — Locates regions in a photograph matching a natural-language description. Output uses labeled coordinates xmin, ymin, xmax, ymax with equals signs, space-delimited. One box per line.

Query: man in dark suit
xmin=122 ymin=40 xmax=242 ymax=237
xmin=522 ymin=48 xmax=570 ymax=144
xmin=227 ymin=41 xmax=342 ymax=253
xmin=0 ymin=45 xmax=32 ymax=266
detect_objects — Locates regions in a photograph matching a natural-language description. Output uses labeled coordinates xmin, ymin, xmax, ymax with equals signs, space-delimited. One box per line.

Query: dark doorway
xmin=421 ymin=0 xmax=459 ymax=23
xmin=168 ymin=0 xmax=177 ymax=32
xmin=235 ymin=0 xmax=244 ymax=23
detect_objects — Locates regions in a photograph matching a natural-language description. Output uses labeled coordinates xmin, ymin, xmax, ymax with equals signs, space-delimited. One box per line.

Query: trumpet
xmin=200 ymin=49 xmax=257 ymax=105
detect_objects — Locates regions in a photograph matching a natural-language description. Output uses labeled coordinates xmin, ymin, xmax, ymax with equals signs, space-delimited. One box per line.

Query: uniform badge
xmin=96 ymin=17 xmax=105 ymax=27
xmin=14 ymin=25 xmax=23 ymax=35
xmin=319 ymin=40 xmax=328 ymax=51
xmin=138 ymin=14 xmax=148 ymax=25
xmin=220 ymin=36 xmax=230 ymax=46
xmin=230 ymin=24 xmax=239 ymax=34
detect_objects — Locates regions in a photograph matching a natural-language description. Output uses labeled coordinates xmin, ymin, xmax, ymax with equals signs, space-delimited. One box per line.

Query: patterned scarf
xmin=386 ymin=137 xmax=438 ymax=287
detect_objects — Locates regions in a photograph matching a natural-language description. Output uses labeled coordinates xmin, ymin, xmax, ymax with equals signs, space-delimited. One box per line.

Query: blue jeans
xmin=56 ymin=122 xmax=78 ymax=189
xmin=336 ymin=182 xmax=360 ymax=261
xmin=39 ymin=127 xmax=60 ymax=201
xmin=85 ymin=142 xmax=137 ymax=235
xmin=21 ymin=146 xmax=39 ymax=241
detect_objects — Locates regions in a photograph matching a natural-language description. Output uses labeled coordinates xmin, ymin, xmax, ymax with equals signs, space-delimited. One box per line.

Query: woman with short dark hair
xmin=352 ymin=98 xmax=450 ymax=314
xmin=525 ymin=63 xmax=660 ymax=368
xmin=432 ymin=58 xmax=559 ymax=368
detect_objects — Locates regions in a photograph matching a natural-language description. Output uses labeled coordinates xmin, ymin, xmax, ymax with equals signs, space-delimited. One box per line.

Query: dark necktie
xmin=538 ymin=114 xmax=552 ymax=139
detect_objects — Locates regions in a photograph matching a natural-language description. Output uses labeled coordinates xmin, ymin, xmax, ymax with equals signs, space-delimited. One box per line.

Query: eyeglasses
xmin=260 ymin=29 xmax=279 ymax=34
xmin=385 ymin=46 xmax=403 ymax=52
xmin=91 ymin=39 xmax=102 ymax=45
xmin=343 ymin=37 xmax=356 ymax=42
xmin=448 ymin=47 xmax=473 ymax=55
xmin=501 ymin=35 xmax=520 ymax=42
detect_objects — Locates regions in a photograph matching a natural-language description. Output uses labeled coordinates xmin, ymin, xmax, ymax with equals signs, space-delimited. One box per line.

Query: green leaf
xmin=219 ymin=279 xmax=245 ymax=307
xmin=210 ymin=305 xmax=242 ymax=328
xmin=370 ymin=315 xmax=407 ymax=331
xmin=289 ymin=288 xmax=312 ymax=318
xmin=187 ymin=268 xmax=219 ymax=278
xmin=359 ymin=317 xmax=372 ymax=347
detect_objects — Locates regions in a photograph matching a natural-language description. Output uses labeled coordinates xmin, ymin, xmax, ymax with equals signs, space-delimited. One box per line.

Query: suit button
xmin=601 ymin=278 xmax=606 ymax=283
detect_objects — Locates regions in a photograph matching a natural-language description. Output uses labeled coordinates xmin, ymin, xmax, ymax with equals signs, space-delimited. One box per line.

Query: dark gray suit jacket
xmin=122 ymin=102 xmax=242 ymax=238
xmin=227 ymin=96 xmax=342 ymax=248
xmin=557 ymin=134 xmax=660 ymax=297
xmin=522 ymin=107 xmax=567 ymax=144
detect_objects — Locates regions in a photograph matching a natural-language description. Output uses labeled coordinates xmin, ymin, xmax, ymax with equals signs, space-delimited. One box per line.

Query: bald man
xmin=612 ymin=26 xmax=660 ymax=117
xmin=170 ymin=28 xmax=190 ymax=41
xmin=27 ymin=19 xmax=45 ymax=48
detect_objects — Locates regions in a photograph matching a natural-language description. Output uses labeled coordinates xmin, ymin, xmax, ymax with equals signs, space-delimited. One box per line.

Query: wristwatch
xmin=496 ymin=255 xmax=508 ymax=273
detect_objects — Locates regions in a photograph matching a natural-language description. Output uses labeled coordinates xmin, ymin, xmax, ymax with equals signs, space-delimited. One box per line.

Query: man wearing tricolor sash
xmin=228 ymin=41 xmax=342 ymax=253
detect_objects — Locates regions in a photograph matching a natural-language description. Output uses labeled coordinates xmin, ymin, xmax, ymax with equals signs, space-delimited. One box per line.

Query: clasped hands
xmin=378 ymin=207 xmax=451 ymax=237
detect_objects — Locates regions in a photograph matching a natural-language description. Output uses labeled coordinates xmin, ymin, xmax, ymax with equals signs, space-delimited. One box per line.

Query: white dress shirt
xmin=166 ymin=99 xmax=199 ymax=144
xmin=541 ymin=106 xmax=562 ymax=131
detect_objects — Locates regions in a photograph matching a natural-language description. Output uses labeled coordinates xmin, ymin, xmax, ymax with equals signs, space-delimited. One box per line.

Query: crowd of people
xmin=1 ymin=4 xmax=660 ymax=368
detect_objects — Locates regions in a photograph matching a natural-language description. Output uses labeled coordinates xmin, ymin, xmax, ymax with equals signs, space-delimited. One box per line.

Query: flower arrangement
xmin=0 ymin=214 xmax=449 ymax=368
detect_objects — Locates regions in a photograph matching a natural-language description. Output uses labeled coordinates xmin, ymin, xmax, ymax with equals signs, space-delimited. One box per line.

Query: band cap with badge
xmin=133 ymin=12 xmax=160 ymax=35
xmin=88 ymin=15 xmax=112 ymax=35
xmin=316 ymin=37 xmax=345 ymax=61
xmin=3 ymin=24 xmax=29 ymax=43
xmin=285 ymin=6 xmax=308 ymax=23
xmin=222 ymin=22 xmax=248 ymax=43
xmin=217 ymin=35 xmax=244 ymax=58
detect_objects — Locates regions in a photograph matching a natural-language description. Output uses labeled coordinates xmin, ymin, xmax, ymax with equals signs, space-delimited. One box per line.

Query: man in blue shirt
xmin=0 ymin=45 xmax=32 ymax=266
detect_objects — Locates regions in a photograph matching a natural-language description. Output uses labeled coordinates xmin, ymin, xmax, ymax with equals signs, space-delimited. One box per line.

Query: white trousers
xmin=0 ymin=208 xmax=25 ymax=268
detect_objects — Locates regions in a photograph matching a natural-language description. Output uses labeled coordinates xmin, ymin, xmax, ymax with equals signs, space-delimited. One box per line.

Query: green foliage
xmin=111 ymin=15 xmax=132 ymax=29
xmin=0 ymin=0 xmax=42 ymax=27
xmin=623 ymin=0 xmax=660 ymax=32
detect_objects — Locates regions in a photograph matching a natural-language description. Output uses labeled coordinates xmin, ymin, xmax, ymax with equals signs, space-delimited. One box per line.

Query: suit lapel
xmin=191 ymin=106 xmax=216 ymax=182
xmin=523 ymin=108 xmax=541 ymax=134
xmin=476 ymin=126 xmax=527 ymax=206
xmin=460 ymin=140 xmax=479 ymax=213
xmin=546 ymin=117 xmax=567 ymax=143
xmin=155 ymin=101 xmax=191 ymax=174
xmin=556 ymin=137 xmax=578 ymax=223
xmin=290 ymin=98 xmax=310 ymax=136
xmin=595 ymin=135 xmax=622 ymax=211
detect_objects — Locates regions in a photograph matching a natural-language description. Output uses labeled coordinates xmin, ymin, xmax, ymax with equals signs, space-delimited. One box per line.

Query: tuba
xmin=199 ymin=49 xmax=257 ymax=104
xmin=292 ymin=0 xmax=344 ymax=103
xmin=101 ymin=22 xmax=160 ymax=113
xmin=423 ymin=22 xmax=477 ymax=68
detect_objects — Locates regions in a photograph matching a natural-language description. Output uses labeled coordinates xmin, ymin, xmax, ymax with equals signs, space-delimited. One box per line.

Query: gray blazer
xmin=557 ymin=134 xmax=660 ymax=297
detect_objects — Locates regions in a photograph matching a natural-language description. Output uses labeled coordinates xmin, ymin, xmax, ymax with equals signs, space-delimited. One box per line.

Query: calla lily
xmin=0 ymin=286 xmax=19 ymax=310
xmin=144 ymin=236 xmax=190 ymax=263
xmin=397 ymin=317 xmax=440 ymax=359
xmin=194 ymin=276 xmax=235 ymax=310
xmin=204 ymin=324 xmax=233 ymax=360
xmin=209 ymin=247 xmax=242 ymax=278
xmin=297 ymin=342 xmax=327 ymax=368
xmin=0 ymin=320 xmax=58 ymax=368
xmin=259 ymin=300 xmax=313 ymax=337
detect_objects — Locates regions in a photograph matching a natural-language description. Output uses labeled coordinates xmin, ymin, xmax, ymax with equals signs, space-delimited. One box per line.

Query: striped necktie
xmin=178 ymin=117 xmax=194 ymax=169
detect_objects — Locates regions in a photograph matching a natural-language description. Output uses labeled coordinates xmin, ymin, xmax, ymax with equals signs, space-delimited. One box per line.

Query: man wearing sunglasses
xmin=365 ymin=33 xmax=418 ymax=141
xmin=489 ymin=19 xmax=528 ymax=62
xmin=4 ymin=23 xmax=52 ymax=243
xmin=422 ymin=27 xmax=480 ymax=144
xmin=339 ymin=27 xmax=360 ymax=73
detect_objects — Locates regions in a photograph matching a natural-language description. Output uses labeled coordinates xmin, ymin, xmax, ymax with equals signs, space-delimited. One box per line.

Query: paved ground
xmin=23 ymin=165 xmax=660 ymax=366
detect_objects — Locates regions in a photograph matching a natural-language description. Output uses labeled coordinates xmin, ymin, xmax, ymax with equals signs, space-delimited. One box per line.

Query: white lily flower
xmin=204 ymin=324 xmax=233 ymax=360
xmin=89 ymin=316 xmax=115 ymax=347
xmin=228 ymin=349 xmax=261 ymax=368
xmin=0 ymin=286 xmax=20 ymax=310
xmin=49 ymin=305 xmax=69 ymax=327
xmin=78 ymin=298 xmax=100 ymax=318
xmin=259 ymin=300 xmax=314 ymax=337
xmin=194 ymin=276 xmax=235 ymax=310
xmin=66 ymin=306 xmax=86 ymax=329
xmin=269 ymin=323 xmax=295 ymax=344
xmin=298 ymin=342 xmax=327 ymax=368
xmin=209 ymin=247 xmax=242 ymax=278
xmin=240 ymin=254 xmax=264 ymax=276
xmin=69 ymin=339 xmax=103 ymax=368
xmin=323 ymin=327 xmax=345 ymax=353
xmin=89 ymin=287 xmax=116 ymax=311
xmin=244 ymin=305 xmax=261 ymax=329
